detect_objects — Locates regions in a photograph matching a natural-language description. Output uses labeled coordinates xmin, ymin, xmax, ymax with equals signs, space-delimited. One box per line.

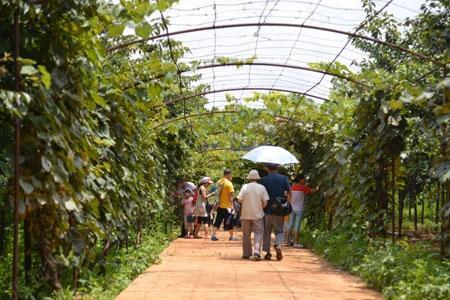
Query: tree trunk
xmin=408 ymin=179 xmax=412 ymax=221
xmin=441 ymin=181 xmax=450 ymax=258
xmin=36 ymin=216 xmax=62 ymax=290
xmin=327 ymin=211 xmax=333 ymax=231
xmin=413 ymin=176 xmax=418 ymax=231
xmin=24 ymin=218 xmax=32 ymax=285
xmin=0 ymin=196 xmax=6 ymax=256
xmin=72 ymin=267 xmax=79 ymax=295
xmin=421 ymin=196 xmax=425 ymax=225
xmin=375 ymin=162 xmax=388 ymax=236
xmin=398 ymin=189 xmax=405 ymax=238
xmin=136 ymin=218 xmax=142 ymax=246
xmin=436 ymin=182 xmax=440 ymax=230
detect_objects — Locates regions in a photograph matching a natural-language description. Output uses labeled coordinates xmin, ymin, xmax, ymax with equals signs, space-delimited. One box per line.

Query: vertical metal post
xmin=391 ymin=159 xmax=396 ymax=243
xmin=12 ymin=6 xmax=21 ymax=300
xmin=441 ymin=66 xmax=449 ymax=258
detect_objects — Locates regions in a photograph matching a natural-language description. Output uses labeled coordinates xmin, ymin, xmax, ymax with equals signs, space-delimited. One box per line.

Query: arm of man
xmin=229 ymin=192 xmax=234 ymax=209
xmin=300 ymin=185 xmax=314 ymax=194
xmin=227 ymin=181 xmax=235 ymax=209
xmin=284 ymin=177 xmax=292 ymax=199
xmin=236 ymin=185 xmax=245 ymax=203
xmin=262 ymin=186 xmax=269 ymax=208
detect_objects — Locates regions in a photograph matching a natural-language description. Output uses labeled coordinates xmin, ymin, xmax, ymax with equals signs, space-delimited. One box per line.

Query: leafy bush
xmin=49 ymin=229 xmax=172 ymax=300
xmin=302 ymin=226 xmax=450 ymax=300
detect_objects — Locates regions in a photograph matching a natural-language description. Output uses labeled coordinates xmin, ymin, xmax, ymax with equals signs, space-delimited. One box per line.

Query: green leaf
xmin=41 ymin=156 xmax=52 ymax=172
xmin=19 ymin=179 xmax=34 ymax=195
xmin=92 ymin=94 xmax=107 ymax=108
xmin=18 ymin=58 xmax=36 ymax=65
xmin=20 ymin=65 xmax=38 ymax=76
xmin=388 ymin=100 xmax=403 ymax=110
xmin=109 ymin=23 xmax=126 ymax=36
xmin=38 ymin=65 xmax=51 ymax=89
xmin=0 ymin=161 xmax=12 ymax=177
xmin=156 ymin=0 xmax=171 ymax=10
xmin=85 ymin=48 xmax=99 ymax=62
xmin=135 ymin=22 xmax=152 ymax=38
xmin=64 ymin=199 xmax=78 ymax=211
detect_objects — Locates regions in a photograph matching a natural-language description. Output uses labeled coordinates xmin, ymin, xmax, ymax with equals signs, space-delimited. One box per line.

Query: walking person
xmin=211 ymin=169 xmax=237 ymax=241
xmin=193 ymin=177 xmax=214 ymax=238
xmin=261 ymin=163 xmax=291 ymax=261
xmin=286 ymin=174 xmax=317 ymax=247
xmin=182 ymin=188 xmax=195 ymax=238
xmin=237 ymin=170 xmax=269 ymax=260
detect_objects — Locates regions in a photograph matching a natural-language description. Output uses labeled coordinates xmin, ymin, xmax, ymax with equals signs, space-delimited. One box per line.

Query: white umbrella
xmin=242 ymin=145 xmax=299 ymax=165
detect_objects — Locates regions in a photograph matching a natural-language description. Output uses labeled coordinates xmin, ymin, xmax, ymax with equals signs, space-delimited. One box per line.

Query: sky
xmin=126 ymin=0 xmax=424 ymax=108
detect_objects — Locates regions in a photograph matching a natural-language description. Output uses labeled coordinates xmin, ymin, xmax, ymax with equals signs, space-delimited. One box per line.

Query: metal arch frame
xmin=154 ymin=110 xmax=236 ymax=129
xmin=150 ymin=62 xmax=369 ymax=88
xmin=155 ymin=62 xmax=367 ymax=87
xmin=107 ymin=22 xmax=444 ymax=66
xmin=196 ymin=147 xmax=250 ymax=153
xmin=153 ymin=109 xmax=299 ymax=129
xmin=156 ymin=87 xmax=330 ymax=109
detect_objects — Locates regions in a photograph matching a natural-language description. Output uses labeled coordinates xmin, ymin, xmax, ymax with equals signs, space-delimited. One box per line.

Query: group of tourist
xmin=172 ymin=164 xmax=315 ymax=261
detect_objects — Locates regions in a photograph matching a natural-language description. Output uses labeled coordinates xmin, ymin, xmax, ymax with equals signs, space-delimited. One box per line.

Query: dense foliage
xmin=0 ymin=0 xmax=202 ymax=298
xmin=0 ymin=0 xmax=448 ymax=299
xmin=302 ymin=226 xmax=450 ymax=300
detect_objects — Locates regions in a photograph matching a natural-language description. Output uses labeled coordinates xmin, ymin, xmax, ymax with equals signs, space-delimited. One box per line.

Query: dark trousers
xmin=213 ymin=207 xmax=233 ymax=230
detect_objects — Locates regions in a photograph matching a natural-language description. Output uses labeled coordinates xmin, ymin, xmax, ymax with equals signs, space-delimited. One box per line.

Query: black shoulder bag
xmin=265 ymin=196 xmax=292 ymax=217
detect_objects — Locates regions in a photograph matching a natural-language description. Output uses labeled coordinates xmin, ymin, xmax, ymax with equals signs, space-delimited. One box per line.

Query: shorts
xmin=185 ymin=214 xmax=195 ymax=223
xmin=213 ymin=207 xmax=233 ymax=230
xmin=195 ymin=216 xmax=210 ymax=225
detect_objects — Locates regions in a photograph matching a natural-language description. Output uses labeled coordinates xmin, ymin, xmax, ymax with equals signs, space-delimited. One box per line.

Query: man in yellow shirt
xmin=211 ymin=169 xmax=236 ymax=241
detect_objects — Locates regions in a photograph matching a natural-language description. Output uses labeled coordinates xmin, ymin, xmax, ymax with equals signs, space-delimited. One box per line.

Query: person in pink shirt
xmin=182 ymin=188 xmax=195 ymax=238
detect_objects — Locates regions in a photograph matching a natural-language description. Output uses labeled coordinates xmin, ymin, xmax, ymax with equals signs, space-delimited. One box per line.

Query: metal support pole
xmin=12 ymin=6 xmax=21 ymax=300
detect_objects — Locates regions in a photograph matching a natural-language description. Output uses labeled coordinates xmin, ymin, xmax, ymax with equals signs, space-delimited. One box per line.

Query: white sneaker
xmin=294 ymin=244 xmax=304 ymax=248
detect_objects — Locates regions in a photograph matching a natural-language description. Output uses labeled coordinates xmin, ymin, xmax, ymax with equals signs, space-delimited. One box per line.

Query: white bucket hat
xmin=247 ymin=170 xmax=261 ymax=180
xmin=199 ymin=176 xmax=213 ymax=184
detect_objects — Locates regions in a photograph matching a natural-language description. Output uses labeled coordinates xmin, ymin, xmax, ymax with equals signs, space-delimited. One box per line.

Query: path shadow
xmin=218 ymin=256 xmax=254 ymax=261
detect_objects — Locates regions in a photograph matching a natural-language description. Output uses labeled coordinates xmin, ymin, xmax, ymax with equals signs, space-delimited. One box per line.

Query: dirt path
xmin=116 ymin=231 xmax=381 ymax=300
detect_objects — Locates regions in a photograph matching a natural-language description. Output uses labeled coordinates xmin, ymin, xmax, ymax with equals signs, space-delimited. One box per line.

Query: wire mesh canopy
xmin=119 ymin=0 xmax=428 ymax=110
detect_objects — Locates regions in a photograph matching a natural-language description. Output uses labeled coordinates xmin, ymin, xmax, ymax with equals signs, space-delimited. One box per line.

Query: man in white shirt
xmin=237 ymin=170 xmax=269 ymax=260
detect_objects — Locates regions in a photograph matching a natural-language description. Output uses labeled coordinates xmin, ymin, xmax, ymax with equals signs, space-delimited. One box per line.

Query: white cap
xmin=247 ymin=170 xmax=261 ymax=180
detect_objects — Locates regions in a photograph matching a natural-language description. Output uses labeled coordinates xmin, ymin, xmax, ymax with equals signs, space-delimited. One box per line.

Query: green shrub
xmin=302 ymin=226 xmax=450 ymax=300
xmin=49 ymin=229 xmax=171 ymax=300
